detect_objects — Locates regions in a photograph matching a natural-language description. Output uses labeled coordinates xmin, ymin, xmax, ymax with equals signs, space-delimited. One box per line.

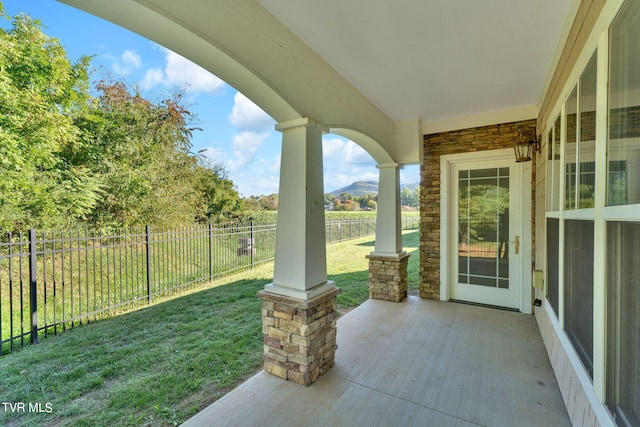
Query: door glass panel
xmin=458 ymin=168 xmax=509 ymax=289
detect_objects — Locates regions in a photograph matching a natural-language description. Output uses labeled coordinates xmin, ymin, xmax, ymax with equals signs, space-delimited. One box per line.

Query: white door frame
xmin=440 ymin=148 xmax=533 ymax=314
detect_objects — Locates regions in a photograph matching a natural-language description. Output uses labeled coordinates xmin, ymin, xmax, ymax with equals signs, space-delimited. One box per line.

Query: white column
xmin=371 ymin=163 xmax=406 ymax=257
xmin=264 ymin=118 xmax=336 ymax=300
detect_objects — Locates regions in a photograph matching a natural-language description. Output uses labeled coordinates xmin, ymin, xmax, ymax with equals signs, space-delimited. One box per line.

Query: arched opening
xmin=9 ymin=0 xmax=409 ymax=389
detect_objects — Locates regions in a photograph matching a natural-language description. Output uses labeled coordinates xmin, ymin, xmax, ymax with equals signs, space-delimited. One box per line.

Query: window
xmin=606 ymin=222 xmax=640 ymax=427
xmin=547 ymin=116 xmax=561 ymax=211
xmin=546 ymin=218 xmax=559 ymax=315
xmin=565 ymin=87 xmax=578 ymax=210
xmin=578 ymin=53 xmax=597 ymax=208
xmin=563 ymin=220 xmax=594 ymax=378
xmin=605 ymin=2 xmax=640 ymax=425
xmin=608 ymin=0 xmax=640 ymax=206
xmin=564 ymin=52 xmax=597 ymax=211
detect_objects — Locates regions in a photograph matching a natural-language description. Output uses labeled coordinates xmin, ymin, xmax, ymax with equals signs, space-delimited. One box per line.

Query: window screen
xmin=606 ymin=222 xmax=640 ymax=427
xmin=563 ymin=220 xmax=594 ymax=378
xmin=546 ymin=218 xmax=559 ymax=316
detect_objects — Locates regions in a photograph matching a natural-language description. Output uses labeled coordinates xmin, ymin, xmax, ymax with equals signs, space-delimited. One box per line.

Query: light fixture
xmin=513 ymin=126 xmax=541 ymax=162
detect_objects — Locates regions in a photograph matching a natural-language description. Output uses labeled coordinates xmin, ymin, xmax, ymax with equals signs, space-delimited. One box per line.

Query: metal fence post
xmin=28 ymin=229 xmax=38 ymax=344
xmin=250 ymin=221 xmax=255 ymax=269
xmin=145 ymin=226 xmax=152 ymax=304
xmin=208 ymin=223 xmax=213 ymax=280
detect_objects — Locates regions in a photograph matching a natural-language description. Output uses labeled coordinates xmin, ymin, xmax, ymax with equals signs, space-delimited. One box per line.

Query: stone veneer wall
xmin=419 ymin=119 xmax=537 ymax=299
xmin=257 ymin=287 xmax=340 ymax=386
xmin=366 ymin=253 xmax=410 ymax=302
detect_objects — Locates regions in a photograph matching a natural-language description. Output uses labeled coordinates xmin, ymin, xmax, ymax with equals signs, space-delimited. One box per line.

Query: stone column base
xmin=257 ymin=286 xmax=341 ymax=386
xmin=366 ymin=253 xmax=410 ymax=302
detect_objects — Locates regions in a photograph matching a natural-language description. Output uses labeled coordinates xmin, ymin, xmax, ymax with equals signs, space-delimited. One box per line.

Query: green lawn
xmin=0 ymin=230 xmax=420 ymax=426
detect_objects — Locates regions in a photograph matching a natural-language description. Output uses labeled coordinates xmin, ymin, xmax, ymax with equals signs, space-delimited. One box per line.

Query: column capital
xmin=376 ymin=162 xmax=400 ymax=170
xmin=275 ymin=117 xmax=328 ymax=133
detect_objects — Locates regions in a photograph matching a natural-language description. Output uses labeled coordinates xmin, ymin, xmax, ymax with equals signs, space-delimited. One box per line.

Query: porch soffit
xmin=60 ymin=0 xmax=576 ymax=157
xmin=258 ymin=0 xmax=575 ymax=130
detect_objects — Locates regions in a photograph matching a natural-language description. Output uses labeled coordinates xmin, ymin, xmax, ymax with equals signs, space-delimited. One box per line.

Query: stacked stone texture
xmin=257 ymin=287 xmax=341 ymax=386
xmin=367 ymin=254 xmax=410 ymax=302
xmin=420 ymin=119 xmax=537 ymax=299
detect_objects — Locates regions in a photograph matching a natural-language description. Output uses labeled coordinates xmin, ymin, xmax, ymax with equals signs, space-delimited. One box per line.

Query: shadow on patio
xmin=183 ymin=296 xmax=570 ymax=427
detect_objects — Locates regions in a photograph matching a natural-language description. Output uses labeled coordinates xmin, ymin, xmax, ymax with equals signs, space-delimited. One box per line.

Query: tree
xmin=0 ymin=5 xmax=97 ymax=229
xmin=401 ymin=186 xmax=419 ymax=208
xmin=195 ymin=162 xmax=242 ymax=223
xmin=71 ymin=81 xmax=242 ymax=228
xmin=0 ymin=6 xmax=242 ymax=230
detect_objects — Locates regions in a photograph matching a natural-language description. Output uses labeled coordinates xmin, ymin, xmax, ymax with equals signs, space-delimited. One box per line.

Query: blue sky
xmin=3 ymin=0 xmax=419 ymax=197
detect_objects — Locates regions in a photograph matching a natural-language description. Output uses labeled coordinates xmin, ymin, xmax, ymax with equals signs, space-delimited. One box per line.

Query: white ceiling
xmin=258 ymin=0 xmax=574 ymax=125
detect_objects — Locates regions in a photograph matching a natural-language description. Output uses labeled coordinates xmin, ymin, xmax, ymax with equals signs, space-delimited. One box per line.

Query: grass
xmin=0 ymin=230 xmax=420 ymax=426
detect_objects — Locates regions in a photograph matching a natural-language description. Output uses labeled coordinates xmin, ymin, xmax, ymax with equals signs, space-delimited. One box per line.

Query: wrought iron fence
xmin=0 ymin=215 xmax=419 ymax=354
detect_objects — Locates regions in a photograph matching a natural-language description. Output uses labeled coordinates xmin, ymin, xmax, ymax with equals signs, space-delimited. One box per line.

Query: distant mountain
xmin=330 ymin=181 xmax=378 ymax=197
xmin=329 ymin=181 xmax=419 ymax=197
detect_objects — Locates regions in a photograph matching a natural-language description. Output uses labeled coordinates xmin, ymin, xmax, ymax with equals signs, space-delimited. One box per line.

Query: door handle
xmin=506 ymin=236 xmax=520 ymax=255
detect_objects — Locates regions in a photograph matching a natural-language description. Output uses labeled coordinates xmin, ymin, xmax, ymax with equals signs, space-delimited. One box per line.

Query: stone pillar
xmin=368 ymin=163 xmax=409 ymax=301
xmin=366 ymin=253 xmax=410 ymax=302
xmin=258 ymin=287 xmax=341 ymax=386
xmin=260 ymin=117 xmax=340 ymax=385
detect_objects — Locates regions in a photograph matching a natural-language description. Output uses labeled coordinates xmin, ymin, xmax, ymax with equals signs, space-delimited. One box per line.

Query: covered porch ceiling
xmin=60 ymin=0 xmax=576 ymax=161
xmin=258 ymin=0 xmax=576 ymax=132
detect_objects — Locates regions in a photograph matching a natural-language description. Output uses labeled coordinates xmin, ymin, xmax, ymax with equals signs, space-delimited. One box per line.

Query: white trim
xmin=440 ymin=159 xmax=451 ymax=302
xmin=440 ymin=148 xmax=533 ymax=313
xmin=592 ymin=30 xmax=609 ymax=401
xmin=263 ymin=281 xmax=337 ymax=301
xmin=275 ymin=117 xmax=328 ymax=133
xmin=520 ymin=161 xmax=533 ymax=314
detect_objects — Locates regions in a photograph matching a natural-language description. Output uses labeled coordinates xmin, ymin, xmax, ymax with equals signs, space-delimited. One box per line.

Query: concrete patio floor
xmin=183 ymin=296 xmax=570 ymax=427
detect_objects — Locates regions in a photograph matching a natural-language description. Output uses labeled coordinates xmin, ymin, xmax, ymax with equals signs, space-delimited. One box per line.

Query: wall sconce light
xmin=514 ymin=127 xmax=541 ymax=162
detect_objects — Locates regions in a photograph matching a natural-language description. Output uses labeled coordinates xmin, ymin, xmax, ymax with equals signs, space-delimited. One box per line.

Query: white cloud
xmin=342 ymin=141 xmax=373 ymax=165
xmin=113 ymin=49 xmax=142 ymax=75
xmin=141 ymin=48 xmax=225 ymax=94
xmin=229 ymin=92 xmax=275 ymax=132
xmin=235 ymin=174 xmax=280 ymax=197
xmin=322 ymin=137 xmax=346 ymax=157
xmin=228 ymin=131 xmax=270 ymax=170
xmin=323 ymin=137 xmax=374 ymax=166
xmin=122 ymin=50 xmax=142 ymax=68
xmin=322 ymin=135 xmax=377 ymax=192
xmin=141 ymin=68 xmax=164 ymax=88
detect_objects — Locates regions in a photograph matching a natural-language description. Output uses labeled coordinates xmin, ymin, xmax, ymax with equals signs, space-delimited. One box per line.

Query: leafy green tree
xmin=401 ymin=186 xmax=420 ymax=208
xmin=0 ymin=5 xmax=97 ymax=229
xmin=195 ymin=163 xmax=242 ymax=223
xmin=0 ymin=5 xmax=242 ymax=230
xmin=72 ymin=81 xmax=236 ymax=228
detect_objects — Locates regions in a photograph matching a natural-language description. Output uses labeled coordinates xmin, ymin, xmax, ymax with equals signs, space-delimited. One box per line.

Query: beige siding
xmin=538 ymin=0 xmax=606 ymax=128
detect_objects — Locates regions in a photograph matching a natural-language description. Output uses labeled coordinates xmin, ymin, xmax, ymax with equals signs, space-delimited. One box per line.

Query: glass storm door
xmin=452 ymin=159 xmax=522 ymax=309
